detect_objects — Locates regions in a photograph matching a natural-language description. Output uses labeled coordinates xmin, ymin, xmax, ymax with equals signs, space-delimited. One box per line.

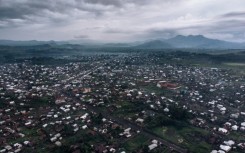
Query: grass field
xmin=152 ymin=125 xmax=212 ymax=153
xmin=123 ymin=134 xmax=149 ymax=151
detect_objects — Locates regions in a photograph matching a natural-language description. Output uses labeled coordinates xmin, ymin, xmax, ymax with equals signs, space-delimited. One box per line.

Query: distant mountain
xmin=1 ymin=35 xmax=244 ymax=49
xmin=166 ymin=35 xmax=211 ymax=48
xmin=134 ymin=40 xmax=172 ymax=49
xmin=0 ymin=40 xmax=59 ymax=46
xmin=103 ymin=43 xmax=133 ymax=47
xmin=166 ymin=35 xmax=243 ymax=49
xmin=134 ymin=35 xmax=245 ymax=49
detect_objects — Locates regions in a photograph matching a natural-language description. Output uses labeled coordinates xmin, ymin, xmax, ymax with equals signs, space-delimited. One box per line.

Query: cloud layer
xmin=0 ymin=0 xmax=245 ymax=42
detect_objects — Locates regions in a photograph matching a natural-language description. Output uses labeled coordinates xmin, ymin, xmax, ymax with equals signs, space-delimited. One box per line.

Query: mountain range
xmin=135 ymin=35 xmax=245 ymax=49
xmin=0 ymin=35 xmax=244 ymax=49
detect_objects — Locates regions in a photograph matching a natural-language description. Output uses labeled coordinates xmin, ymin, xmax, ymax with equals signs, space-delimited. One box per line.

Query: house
xmin=218 ymin=128 xmax=228 ymax=135
xmin=237 ymin=143 xmax=245 ymax=149
xmin=231 ymin=125 xmax=238 ymax=131
xmin=148 ymin=143 xmax=158 ymax=151
xmin=223 ymin=140 xmax=235 ymax=146
xmin=211 ymin=150 xmax=225 ymax=153
xmin=135 ymin=118 xmax=144 ymax=123
xmin=164 ymin=108 xmax=169 ymax=112
xmin=219 ymin=145 xmax=231 ymax=152
xmin=55 ymin=97 xmax=66 ymax=105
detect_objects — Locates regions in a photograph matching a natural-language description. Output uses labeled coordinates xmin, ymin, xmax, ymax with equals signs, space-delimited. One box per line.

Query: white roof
xmin=164 ymin=108 xmax=169 ymax=112
xmin=148 ymin=144 xmax=158 ymax=150
xmin=124 ymin=128 xmax=131 ymax=132
xmin=218 ymin=128 xmax=228 ymax=133
xmin=232 ymin=125 xmax=238 ymax=131
xmin=211 ymin=150 xmax=225 ymax=153
xmin=241 ymin=112 xmax=245 ymax=115
xmin=241 ymin=122 xmax=245 ymax=127
xmin=220 ymin=145 xmax=231 ymax=152
xmin=152 ymin=139 xmax=158 ymax=144
xmin=136 ymin=118 xmax=144 ymax=122
xmin=223 ymin=140 xmax=235 ymax=146
xmin=82 ymin=125 xmax=88 ymax=129
xmin=220 ymin=107 xmax=226 ymax=111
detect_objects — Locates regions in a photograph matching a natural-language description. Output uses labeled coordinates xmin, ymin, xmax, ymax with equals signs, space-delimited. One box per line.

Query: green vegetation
xmin=123 ymin=134 xmax=149 ymax=151
xmin=113 ymin=100 xmax=147 ymax=118
xmin=29 ymin=97 xmax=52 ymax=107
xmin=139 ymin=84 xmax=172 ymax=96
xmin=152 ymin=125 xmax=211 ymax=153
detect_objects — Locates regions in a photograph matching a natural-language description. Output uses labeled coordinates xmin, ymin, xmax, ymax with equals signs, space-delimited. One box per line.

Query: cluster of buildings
xmin=1 ymin=52 xmax=245 ymax=153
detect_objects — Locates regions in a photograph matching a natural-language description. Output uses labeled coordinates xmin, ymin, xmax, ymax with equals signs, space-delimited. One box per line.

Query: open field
xmin=152 ymin=125 xmax=211 ymax=153
xmin=123 ymin=134 xmax=150 ymax=151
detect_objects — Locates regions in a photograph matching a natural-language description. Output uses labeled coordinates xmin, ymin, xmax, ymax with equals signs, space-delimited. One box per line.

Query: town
xmin=0 ymin=51 xmax=245 ymax=153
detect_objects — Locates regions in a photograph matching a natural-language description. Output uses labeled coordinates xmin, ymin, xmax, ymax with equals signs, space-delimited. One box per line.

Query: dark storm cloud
xmin=0 ymin=0 xmax=149 ymax=21
xmin=83 ymin=0 xmax=150 ymax=6
xmin=0 ymin=0 xmax=151 ymax=30
xmin=221 ymin=11 xmax=245 ymax=18
xmin=217 ymin=19 xmax=245 ymax=29
xmin=0 ymin=0 xmax=245 ymax=42
xmin=0 ymin=1 xmax=60 ymax=20
xmin=83 ymin=0 xmax=122 ymax=6
xmin=104 ymin=28 xmax=131 ymax=34
xmin=0 ymin=0 xmax=123 ymax=24
xmin=0 ymin=0 xmax=153 ymax=20
xmin=74 ymin=34 xmax=89 ymax=39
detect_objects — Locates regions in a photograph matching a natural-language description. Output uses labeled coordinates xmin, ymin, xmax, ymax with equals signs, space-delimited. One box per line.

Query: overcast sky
xmin=0 ymin=0 xmax=245 ymax=42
